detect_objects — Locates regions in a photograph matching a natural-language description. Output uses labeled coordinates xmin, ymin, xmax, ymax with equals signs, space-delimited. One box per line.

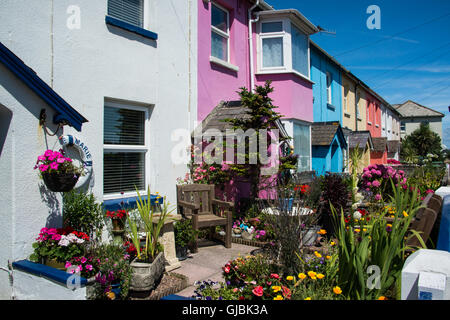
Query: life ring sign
xmin=59 ymin=135 xmax=93 ymax=189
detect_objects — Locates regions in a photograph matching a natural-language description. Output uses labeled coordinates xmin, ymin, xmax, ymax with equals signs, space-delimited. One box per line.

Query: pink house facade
xmin=197 ymin=0 xmax=318 ymax=173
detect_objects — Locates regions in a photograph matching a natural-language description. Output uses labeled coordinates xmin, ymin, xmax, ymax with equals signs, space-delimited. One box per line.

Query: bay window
xmin=257 ymin=17 xmax=311 ymax=80
xmin=103 ymin=101 xmax=149 ymax=197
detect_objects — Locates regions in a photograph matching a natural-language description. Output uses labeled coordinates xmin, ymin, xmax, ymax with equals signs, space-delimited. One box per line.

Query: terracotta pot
xmin=111 ymin=218 xmax=125 ymax=231
xmin=130 ymin=252 xmax=165 ymax=292
xmin=43 ymin=258 xmax=66 ymax=271
xmin=42 ymin=172 xmax=79 ymax=192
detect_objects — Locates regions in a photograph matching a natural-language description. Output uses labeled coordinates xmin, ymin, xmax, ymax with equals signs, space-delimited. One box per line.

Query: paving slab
xmin=170 ymin=240 xmax=257 ymax=298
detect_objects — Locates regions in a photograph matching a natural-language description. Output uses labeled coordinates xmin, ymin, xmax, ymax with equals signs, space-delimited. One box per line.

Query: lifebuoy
xmin=59 ymin=135 xmax=93 ymax=189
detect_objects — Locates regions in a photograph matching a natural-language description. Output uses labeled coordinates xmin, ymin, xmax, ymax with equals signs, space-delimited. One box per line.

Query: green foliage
xmin=401 ymin=123 xmax=443 ymax=162
xmin=174 ymin=218 xmax=198 ymax=248
xmin=332 ymin=180 xmax=425 ymax=300
xmin=127 ymin=186 xmax=176 ymax=261
xmin=90 ymin=243 xmax=133 ymax=300
xmin=407 ymin=165 xmax=446 ymax=194
xmin=63 ymin=190 xmax=104 ymax=239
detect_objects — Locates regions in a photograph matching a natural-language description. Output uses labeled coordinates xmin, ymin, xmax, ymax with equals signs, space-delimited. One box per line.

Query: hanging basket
xmin=42 ymin=172 xmax=80 ymax=192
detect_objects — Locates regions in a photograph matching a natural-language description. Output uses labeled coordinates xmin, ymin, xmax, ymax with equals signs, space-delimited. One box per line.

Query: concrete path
xmin=170 ymin=240 xmax=257 ymax=298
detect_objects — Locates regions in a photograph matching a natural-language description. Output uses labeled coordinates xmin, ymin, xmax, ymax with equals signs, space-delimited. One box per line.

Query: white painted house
xmin=0 ymin=0 xmax=197 ymax=299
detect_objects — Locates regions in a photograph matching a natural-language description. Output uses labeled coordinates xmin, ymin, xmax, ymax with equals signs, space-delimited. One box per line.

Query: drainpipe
xmin=355 ymin=84 xmax=359 ymax=131
xmin=248 ymin=0 xmax=260 ymax=92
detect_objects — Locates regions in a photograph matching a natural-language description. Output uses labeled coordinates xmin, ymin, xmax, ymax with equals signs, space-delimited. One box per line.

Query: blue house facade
xmin=310 ymin=41 xmax=346 ymax=175
xmin=310 ymin=41 xmax=343 ymax=124
xmin=311 ymin=122 xmax=347 ymax=176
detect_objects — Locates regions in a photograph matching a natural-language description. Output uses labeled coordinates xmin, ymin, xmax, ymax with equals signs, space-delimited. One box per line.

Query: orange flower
xmin=333 ymin=286 xmax=342 ymax=295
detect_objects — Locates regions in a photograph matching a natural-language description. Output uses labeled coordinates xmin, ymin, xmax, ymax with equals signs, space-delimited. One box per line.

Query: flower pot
xmin=43 ymin=257 xmax=66 ymax=271
xmin=111 ymin=218 xmax=125 ymax=231
xmin=176 ymin=246 xmax=189 ymax=261
xmin=130 ymin=252 xmax=165 ymax=292
xmin=42 ymin=172 xmax=80 ymax=192
xmin=242 ymin=231 xmax=253 ymax=241
xmin=111 ymin=282 xmax=121 ymax=297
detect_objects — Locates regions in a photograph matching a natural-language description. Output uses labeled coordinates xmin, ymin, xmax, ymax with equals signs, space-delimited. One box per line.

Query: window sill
xmin=103 ymin=194 xmax=163 ymax=211
xmin=344 ymin=112 xmax=351 ymax=118
xmin=210 ymin=56 xmax=239 ymax=72
xmin=375 ymin=124 xmax=380 ymax=128
xmin=256 ymin=69 xmax=314 ymax=84
xmin=327 ymin=103 xmax=336 ymax=111
xmin=357 ymin=117 xmax=362 ymax=121
xmin=105 ymin=16 xmax=158 ymax=41
xmin=368 ymin=121 xmax=372 ymax=126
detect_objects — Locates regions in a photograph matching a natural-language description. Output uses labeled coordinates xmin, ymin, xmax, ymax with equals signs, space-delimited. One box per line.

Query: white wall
xmin=0 ymin=0 xmax=198 ymax=298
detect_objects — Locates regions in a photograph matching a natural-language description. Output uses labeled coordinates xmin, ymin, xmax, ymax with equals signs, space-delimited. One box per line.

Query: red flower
xmin=252 ymin=286 xmax=264 ymax=297
xmin=281 ymin=286 xmax=291 ymax=299
xmin=270 ymin=273 xmax=280 ymax=279
xmin=239 ymin=296 xmax=245 ymax=300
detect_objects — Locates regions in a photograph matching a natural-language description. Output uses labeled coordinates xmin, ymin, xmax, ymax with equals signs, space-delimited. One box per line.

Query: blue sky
xmin=274 ymin=0 xmax=450 ymax=148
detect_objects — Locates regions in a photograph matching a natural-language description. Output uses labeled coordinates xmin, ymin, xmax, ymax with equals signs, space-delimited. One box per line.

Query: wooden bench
xmin=176 ymin=184 xmax=233 ymax=253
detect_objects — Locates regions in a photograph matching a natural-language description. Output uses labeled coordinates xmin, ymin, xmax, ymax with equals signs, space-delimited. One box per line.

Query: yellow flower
xmin=386 ymin=224 xmax=392 ymax=228
xmin=330 ymin=241 xmax=336 ymax=246
xmin=272 ymin=285 xmax=281 ymax=293
xmin=310 ymin=275 xmax=317 ymax=280
xmin=317 ymin=229 xmax=327 ymax=235
xmin=326 ymin=255 xmax=331 ymax=260
xmin=378 ymin=296 xmax=387 ymax=300
xmin=402 ymin=211 xmax=409 ymax=217
xmin=314 ymin=251 xmax=322 ymax=258
xmin=298 ymin=273 xmax=307 ymax=280
xmin=273 ymin=295 xmax=283 ymax=300
xmin=316 ymin=273 xmax=325 ymax=279
xmin=286 ymin=276 xmax=294 ymax=281
xmin=307 ymin=271 xmax=317 ymax=278
xmin=333 ymin=286 xmax=342 ymax=295
xmin=106 ymin=291 xmax=116 ymax=300
xmin=355 ymin=228 xmax=361 ymax=233
xmin=304 ymin=297 xmax=312 ymax=300
xmin=363 ymin=228 xmax=367 ymax=232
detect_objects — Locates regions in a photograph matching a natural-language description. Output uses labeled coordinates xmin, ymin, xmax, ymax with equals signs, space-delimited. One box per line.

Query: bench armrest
xmin=212 ymin=199 xmax=234 ymax=208
xmin=178 ymin=200 xmax=200 ymax=211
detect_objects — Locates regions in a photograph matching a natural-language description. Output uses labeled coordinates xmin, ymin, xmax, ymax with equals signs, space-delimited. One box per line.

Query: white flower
xmin=353 ymin=211 xmax=362 ymax=220
xmin=58 ymin=236 xmax=70 ymax=247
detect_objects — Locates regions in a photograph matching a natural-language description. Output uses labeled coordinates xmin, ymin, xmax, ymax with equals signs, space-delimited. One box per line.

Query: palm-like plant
xmin=332 ymin=180 xmax=426 ymax=299
xmin=127 ymin=186 xmax=175 ymax=262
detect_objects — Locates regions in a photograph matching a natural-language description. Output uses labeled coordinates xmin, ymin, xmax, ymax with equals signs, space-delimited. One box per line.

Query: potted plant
xmin=174 ymin=218 xmax=197 ymax=261
xmin=34 ymin=149 xmax=84 ymax=192
xmin=106 ymin=209 xmax=128 ymax=231
xmin=126 ymin=186 xmax=175 ymax=292
xmin=29 ymin=226 xmax=89 ymax=269
xmin=90 ymin=243 xmax=133 ymax=300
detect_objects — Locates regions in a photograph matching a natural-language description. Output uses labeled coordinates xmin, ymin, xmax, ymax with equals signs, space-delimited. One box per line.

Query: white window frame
xmin=292 ymin=119 xmax=312 ymax=172
xmin=343 ymin=86 xmax=349 ymax=113
xmin=326 ymin=72 xmax=332 ymax=105
xmin=103 ymin=100 xmax=151 ymax=200
xmin=256 ymin=18 xmax=311 ymax=81
xmin=210 ymin=2 xmax=230 ymax=63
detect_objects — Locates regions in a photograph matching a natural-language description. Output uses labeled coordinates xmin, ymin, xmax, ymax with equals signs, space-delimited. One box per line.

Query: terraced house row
xmin=1 ymin=1 xmax=410 ymax=291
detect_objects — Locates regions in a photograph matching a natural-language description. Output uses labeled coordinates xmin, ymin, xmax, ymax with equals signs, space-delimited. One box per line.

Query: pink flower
xmin=270 ymin=273 xmax=280 ymax=279
xmin=426 ymin=189 xmax=434 ymax=194
xmin=50 ymin=162 xmax=59 ymax=170
xmin=375 ymin=194 xmax=382 ymax=201
xmin=80 ymin=257 xmax=87 ymax=264
xmin=209 ymin=166 xmax=216 ymax=171
xmin=65 ymin=261 xmax=72 ymax=268
xmin=44 ymin=150 xmax=53 ymax=157
xmin=39 ymin=164 xmax=49 ymax=172
xmin=372 ymin=180 xmax=381 ymax=188
xmin=252 ymin=286 xmax=264 ymax=297
xmin=85 ymin=264 xmax=93 ymax=271
xmin=221 ymin=162 xmax=230 ymax=171
xmin=57 ymin=157 xmax=66 ymax=163
xmin=37 ymin=155 xmax=46 ymax=162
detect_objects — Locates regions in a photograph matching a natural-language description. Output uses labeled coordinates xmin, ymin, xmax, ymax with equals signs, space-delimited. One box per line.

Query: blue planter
xmin=111 ymin=283 xmax=121 ymax=296
xmin=279 ymin=198 xmax=294 ymax=211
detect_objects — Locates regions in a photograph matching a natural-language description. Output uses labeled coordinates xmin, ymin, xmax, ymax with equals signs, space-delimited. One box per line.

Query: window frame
xmin=326 ymin=72 xmax=332 ymax=105
xmin=103 ymin=100 xmax=150 ymax=200
xmin=292 ymin=120 xmax=312 ymax=172
xmin=210 ymin=2 xmax=230 ymax=63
